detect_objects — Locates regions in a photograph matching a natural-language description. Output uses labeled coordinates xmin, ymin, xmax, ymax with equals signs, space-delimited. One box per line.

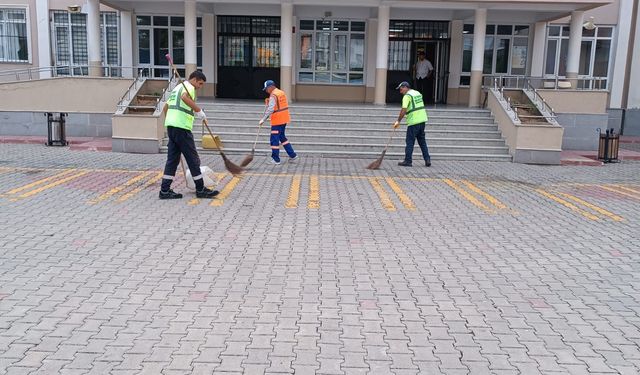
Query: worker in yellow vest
xmin=259 ymin=80 xmax=298 ymax=165
xmin=393 ymin=81 xmax=431 ymax=167
xmin=159 ymin=71 xmax=219 ymax=199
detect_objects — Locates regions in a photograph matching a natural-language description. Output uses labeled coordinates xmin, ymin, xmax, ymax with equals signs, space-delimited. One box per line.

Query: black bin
xmin=597 ymin=128 xmax=620 ymax=163
xmin=45 ymin=112 xmax=68 ymax=146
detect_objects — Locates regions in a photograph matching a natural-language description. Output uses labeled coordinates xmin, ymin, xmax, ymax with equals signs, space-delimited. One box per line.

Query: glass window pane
xmin=486 ymin=25 xmax=495 ymax=35
xmin=497 ymin=25 xmax=512 ymax=35
xmin=332 ymin=34 xmax=347 ymax=71
xmin=316 ymin=20 xmax=331 ymax=31
xmin=300 ymin=20 xmax=314 ymax=30
xmin=579 ymin=40 xmax=592 ymax=75
xmin=351 ymin=21 xmax=365 ymax=32
xmin=136 ymin=15 xmax=151 ymax=25
xmin=332 ymin=73 xmax=347 ymax=83
xmin=349 ymin=34 xmax=364 ymax=71
xmin=153 ymin=16 xmax=168 ymax=26
xmin=333 ymin=21 xmax=348 ymax=31
xmin=349 ymin=73 xmax=364 ymax=84
xmin=171 ymin=16 xmax=184 ymax=27
xmin=388 ymin=40 xmax=411 ymax=71
xmin=197 ymin=17 xmax=202 ymax=28
xmin=582 ymin=27 xmax=595 ymax=37
xmin=253 ymin=37 xmax=280 ymax=68
xmin=561 ymin=26 xmax=570 ymax=37
xmin=511 ymin=38 xmax=528 ymax=75
xmin=154 ymin=29 xmax=169 ymax=66
xmin=593 ymin=39 xmax=610 ymax=77
xmin=514 ymin=26 xmax=529 ymax=36
xmin=460 ymin=76 xmax=470 ymax=85
xmin=483 ymin=36 xmax=494 ymax=74
xmin=299 ymin=72 xmax=313 ymax=82
xmin=462 ymin=35 xmax=473 ymax=73
xmin=559 ymin=39 xmax=569 ymax=76
xmin=172 ymin=30 xmax=184 ymax=65
xmin=315 ymin=72 xmax=330 ymax=82
xmin=389 ymin=21 xmax=413 ymax=39
xmin=315 ymin=32 xmax=330 ymax=71
xmin=495 ymin=38 xmax=510 ymax=73
xmin=598 ymin=27 xmax=612 ymax=38
xmin=300 ymin=33 xmax=313 ymax=69
xmin=72 ymin=24 xmax=88 ymax=64
xmin=463 ymin=24 xmax=474 ymax=34
xmin=218 ymin=36 xmax=249 ymax=66
xmin=548 ymin=25 xmax=560 ymax=36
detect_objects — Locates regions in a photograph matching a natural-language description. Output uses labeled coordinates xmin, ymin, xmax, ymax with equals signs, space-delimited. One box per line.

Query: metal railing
xmin=154 ymin=76 xmax=179 ymax=115
xmin=115 ymin=67 xmax=152 ymax=114
xmin=524 ymin=82 xmax=558 ymax=124
xmin=491 ymin=79 xmax=520 ymax=124
xmin=483 ymin=75 xmax=608 ymax=91
xmin=0 ymin=65 xmax=141 ymax=83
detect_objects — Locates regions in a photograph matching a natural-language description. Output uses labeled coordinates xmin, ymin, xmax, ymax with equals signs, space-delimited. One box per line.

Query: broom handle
xmin=252 ymin=103 xmax=268 ymax=149
xmin=383 ymin=127 xmax=398 ymax=152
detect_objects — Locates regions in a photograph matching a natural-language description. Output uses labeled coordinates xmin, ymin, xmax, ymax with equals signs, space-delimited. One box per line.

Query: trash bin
xmin=597 ymin=128 xmax=620 ymax=163
xmin=45 ymin=112 xmax=68 ymax=146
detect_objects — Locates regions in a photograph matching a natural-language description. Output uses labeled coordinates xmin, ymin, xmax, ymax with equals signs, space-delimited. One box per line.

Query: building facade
xmin=1 ymin=0 xmax=639 ymax=135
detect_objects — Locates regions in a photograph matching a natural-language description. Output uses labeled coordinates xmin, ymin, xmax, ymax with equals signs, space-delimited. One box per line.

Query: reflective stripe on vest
xmin=165 ymin=83 xmax=196 ymax=131
xmin=405 ymin=89 xmax=428 ymax=126
xmin=270 ymin=88 xmax=291 ymax=126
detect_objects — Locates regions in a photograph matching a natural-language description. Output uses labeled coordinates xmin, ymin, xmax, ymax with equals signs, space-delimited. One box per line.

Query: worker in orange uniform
xmin=259 ymin=80 xmax=298 ymax=165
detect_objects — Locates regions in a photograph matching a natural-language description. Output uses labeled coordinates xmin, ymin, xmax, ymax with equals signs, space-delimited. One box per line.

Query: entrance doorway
xmin=217 ymin=16 xmax=281 ymax=99
xmin=386 ymin=21 xmax=450 ymax=104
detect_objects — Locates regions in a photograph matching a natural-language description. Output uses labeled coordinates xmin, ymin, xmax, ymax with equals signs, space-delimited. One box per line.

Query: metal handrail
xmin=526 ymin=81 xmax=557 ymax=123
xmin=0 ymin=65 xmax=142 ymax=82
xmin=115 ymin=67 xmax=150 ymax=112
xmin=491 ymin=78 xmax=520 ymax=123
xmin=483 ymin=74 xmax=608 ymax=91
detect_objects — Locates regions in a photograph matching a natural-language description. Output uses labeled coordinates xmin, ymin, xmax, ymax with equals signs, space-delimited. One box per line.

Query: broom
xmin=165 ymin=54 xmax=244 ymax=176
xmin=366 ymin=126 xmax=398 ymax=170
xmin=240 ymin=99 xmax=269 ymax=167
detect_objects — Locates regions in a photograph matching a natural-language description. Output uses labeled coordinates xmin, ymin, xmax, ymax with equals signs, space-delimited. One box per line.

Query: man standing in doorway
xmin=259 ymin=80 xmax=298 ymax=165
xmin=393 ymin=81 xmax=431 ymax=167
xmin=413 ymin=51 xmax=434 ymax=103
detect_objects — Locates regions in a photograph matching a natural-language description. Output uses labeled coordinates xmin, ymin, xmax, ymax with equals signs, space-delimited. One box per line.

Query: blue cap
xmin=263 ymin=80 xmax=276 ymax=91
xmin=396 ymin=81 xmax=410 ymax=90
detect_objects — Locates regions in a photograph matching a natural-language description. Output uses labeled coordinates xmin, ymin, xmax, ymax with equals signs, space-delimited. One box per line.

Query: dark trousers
xmin=416 ymin=77 xmax=427 ymax=97
xmin=161 ymin=126 xmax=203 ymax=191
xmin=404 ymin=123 xmax=431 ymax=164
xmin=416 ymin=77 xmax=433 ymax=103
xmin=270 ymin=124 xmax=296 ymax=162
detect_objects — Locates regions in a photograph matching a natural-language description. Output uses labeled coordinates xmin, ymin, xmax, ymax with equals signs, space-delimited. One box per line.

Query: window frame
xmin=0 ymin=6 xmax=31 ymax=64
xmin=297 ymin=19 xmax=367 ymax=86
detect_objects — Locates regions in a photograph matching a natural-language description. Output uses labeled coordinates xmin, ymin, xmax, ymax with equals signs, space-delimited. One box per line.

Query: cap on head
xmin=263 ymin=80 xmax=276 ymax=91
xmin=396 ymin=81 xmax=410 ymax=90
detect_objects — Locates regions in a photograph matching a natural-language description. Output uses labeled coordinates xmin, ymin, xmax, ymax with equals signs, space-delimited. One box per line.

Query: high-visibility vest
xmin=165 ymin=82 xmax=196 ymax=131
xmin=270 ymin=88 xmax=291 ymax=126
xmin=405 ymin=89 xmax=428 ymax=126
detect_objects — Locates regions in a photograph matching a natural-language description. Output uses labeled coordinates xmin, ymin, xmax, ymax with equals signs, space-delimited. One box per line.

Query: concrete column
xmin=365 ymin=18 xmax=378 ymax=102
xmin=530 ymin=22 xmax=547 ymax=77
xmin=120 ymin=11 xmax=134 ymax=78
xmin=610 ymin=0 xmax=634 ymax=109
xmin=628 ymin=3 xmax=640 ymax=109
xmin=36 ymin=0 xmax=51 ymax=78
xmin=374 ymin=5 xmax=390 ymax=105
xmin=86 ymin=0 xmax=103 ymax=76
xmin=566 ymin=10 xmax=584 ymax=86
xmin=203 ymin=13 xmax=215 ymax=96
xmin=184 ymin=0 xmax=197 ymax=76
xmin=280 ymin=3 xmax=293 ymax=98
xmin=448 ymin=20 xmax=463 ymax=90
xmin=469 ymin=8 xmax=487 ymax=107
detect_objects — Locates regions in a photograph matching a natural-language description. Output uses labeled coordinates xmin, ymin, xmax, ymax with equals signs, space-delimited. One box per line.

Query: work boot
xmin=425 ymin=159 xmax=431 ymax=167
xmin=270 ymin=158 xmax=281 ymax=165
xmin=196 ymin=187 xmax=219 ymax=199
xmin=398 ymin=161 xmax=412 ymax=167
xmin=159 ymin=189 xmax=183 ymax=200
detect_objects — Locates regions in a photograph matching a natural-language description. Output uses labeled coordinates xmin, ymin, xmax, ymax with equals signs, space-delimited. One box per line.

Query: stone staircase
xmin=161 ymin=100 xmax=512 ymax=161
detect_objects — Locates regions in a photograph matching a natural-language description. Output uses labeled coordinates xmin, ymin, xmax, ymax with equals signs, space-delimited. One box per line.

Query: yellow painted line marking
xmin=285 ymin=175 xmax=302 ymax=209
xmin=443 ymin=179 xmax=492 ymax=212
xmin=599 ymin=185 xmax=640 ymax=200
xmin=89 ymin=171 xmax=154 ymax=204
xmin=384 ymin=177 xmax=415 ymax=210
xmin=535 ymin=189 xmax=600 ymax=221
xmin=5 ymin=169 xmax=76 ymax=195
xmin=369 ymin=178 xmax=396 ymax=211
xmin=18 ymin=171 xmax=89 ymax=198
xmin=211 ymin=176 xmax=241 ymax=207
xmin=308 ymin=175 xmax=320 ymax=209
xmin=461 ymin=180 xmax=508 ymax=210
xmin=117 ymin=172 xmax=163 ymax=202
xmin=609 ymin=184 xmax=640 ymax=197
xmin=556 ymin=192 xmax=624 ymax=222
xmin=188 ymin=198 xmax=200 ymax=206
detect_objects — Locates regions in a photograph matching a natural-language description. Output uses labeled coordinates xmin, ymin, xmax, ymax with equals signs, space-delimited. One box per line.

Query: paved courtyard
xmin=0 ymin=144 xmax=639 ymax=374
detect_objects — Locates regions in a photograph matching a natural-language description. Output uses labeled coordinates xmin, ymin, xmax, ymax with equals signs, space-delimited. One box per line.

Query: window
xmin=0 ymin=8 xmax=29 ymax=63
xmin=217 ymin=16 xmax=280 ymax=69
xmin=51 ymin=11 xmax=120 ymax=75
xmin=137 ymin=15 xmax=203 ymax=78
xmin=544 ymin=25 xmax=614 ymax=88
xmin=460 ymin=24 xmax=530 ymax=86
xmin=298 ymin=19 xmax=366 ymax=85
